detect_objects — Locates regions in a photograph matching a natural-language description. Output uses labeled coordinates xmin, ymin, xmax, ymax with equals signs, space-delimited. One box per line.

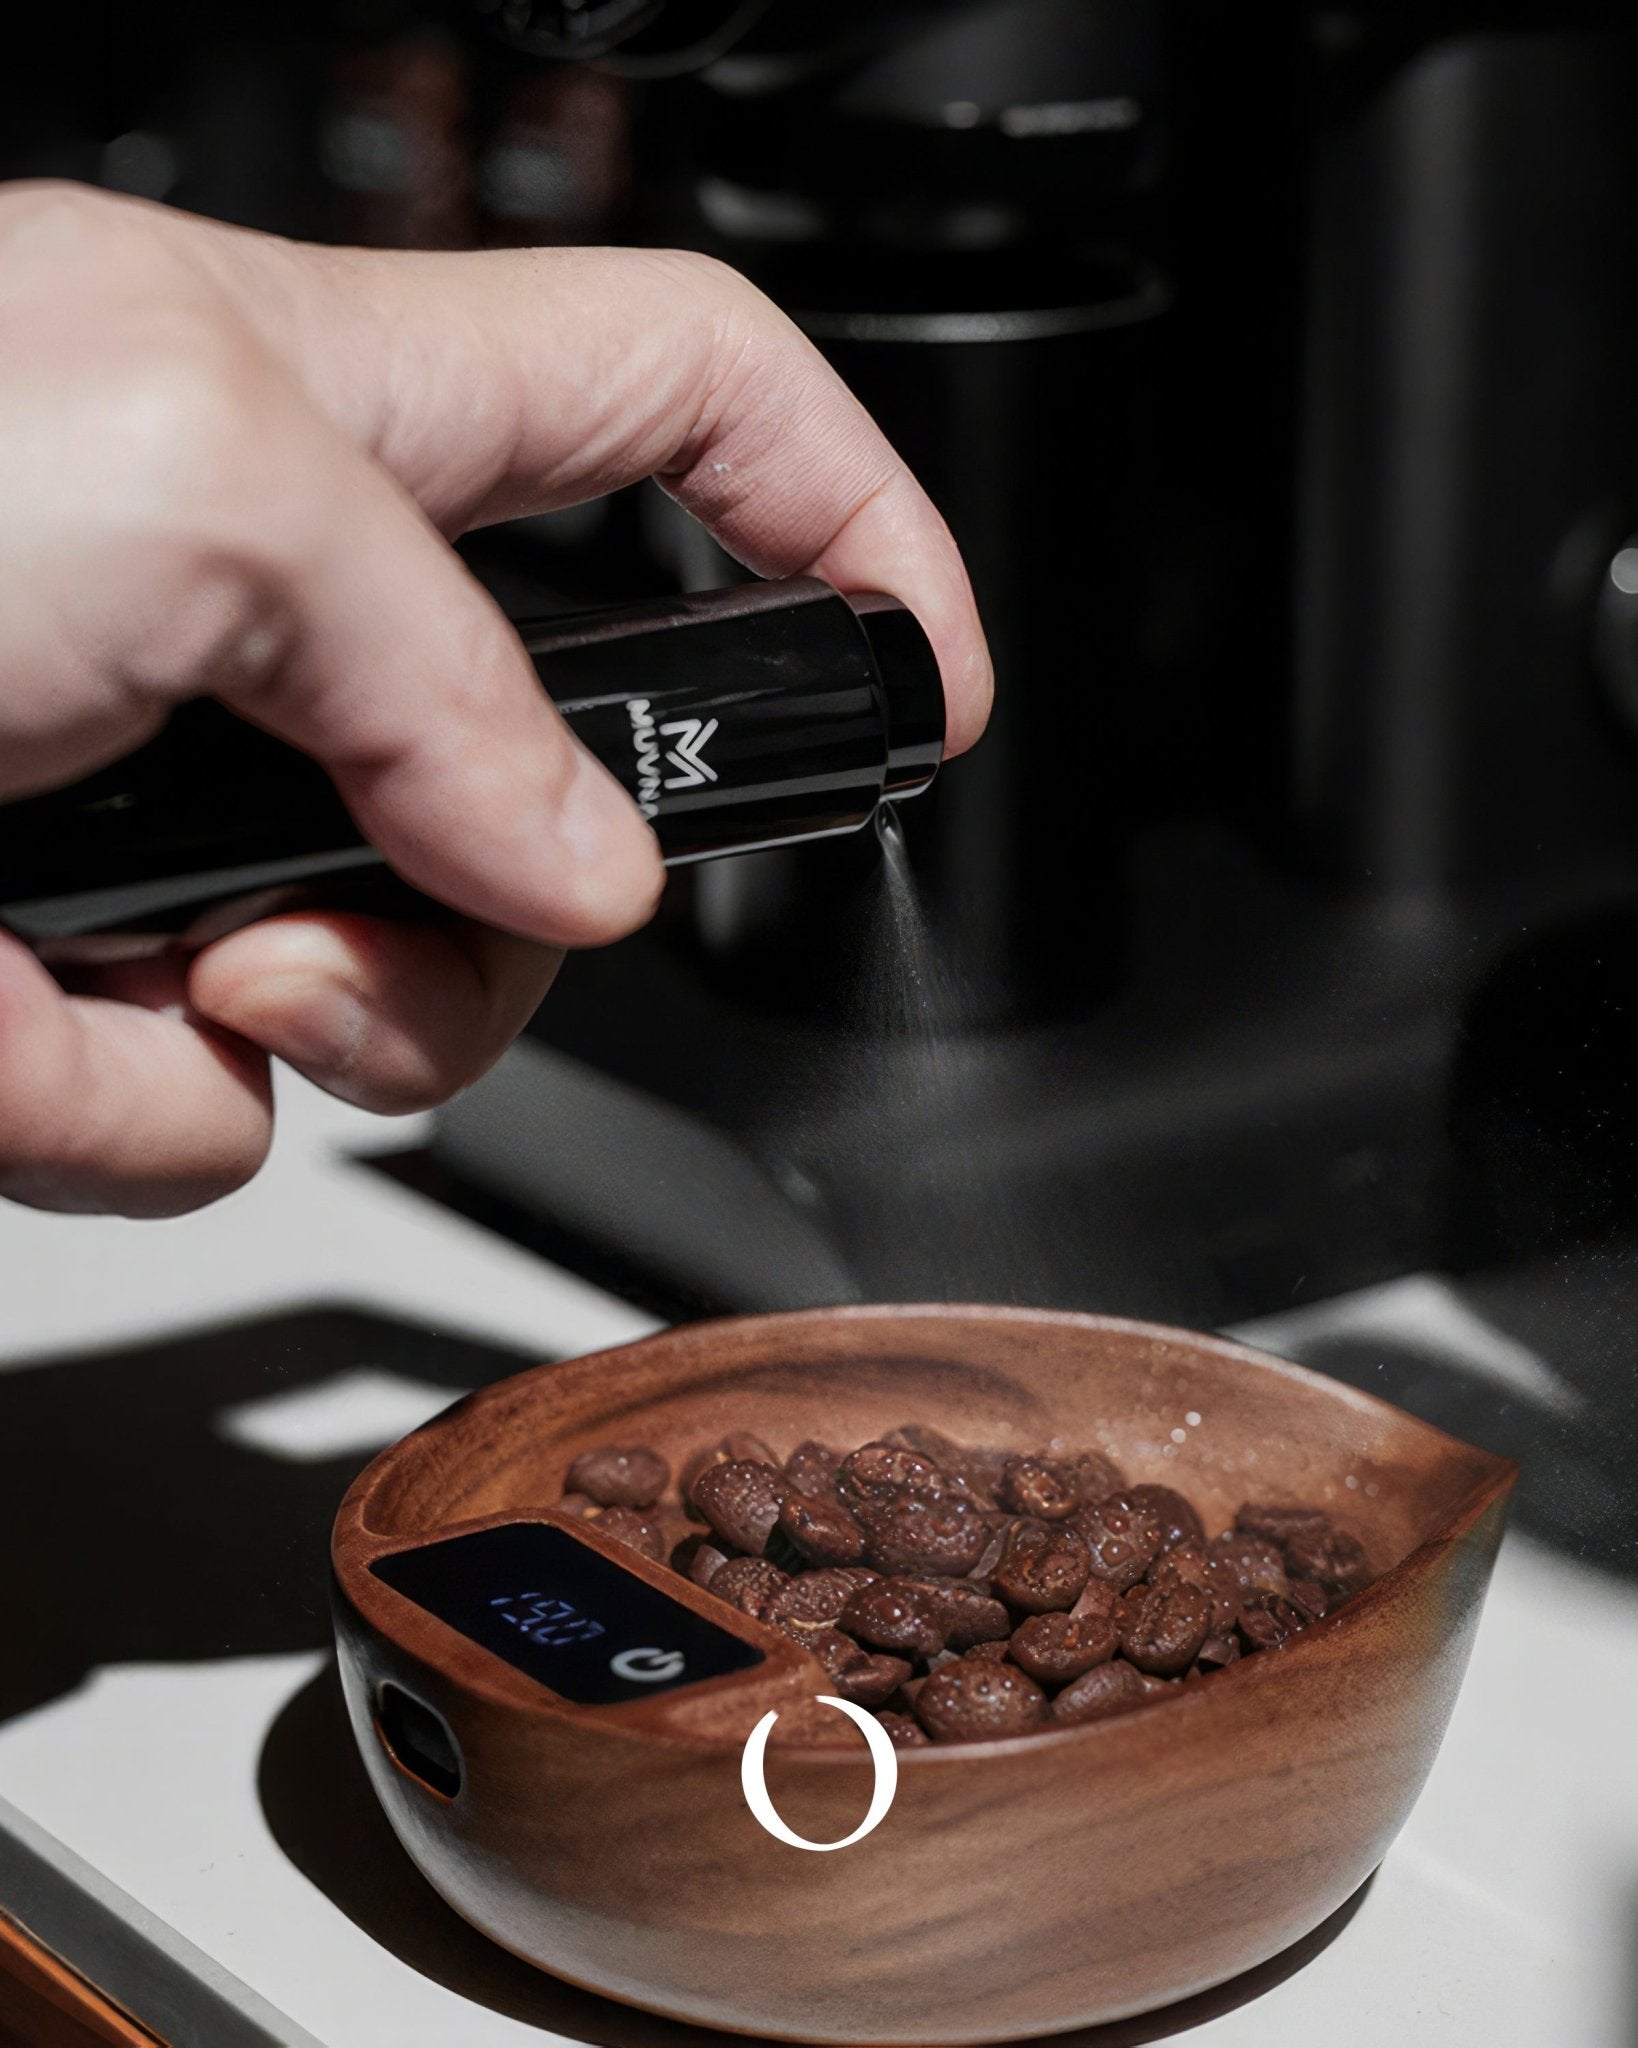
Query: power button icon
xmin=610 ymin=1646 xmax=686 ymax=1685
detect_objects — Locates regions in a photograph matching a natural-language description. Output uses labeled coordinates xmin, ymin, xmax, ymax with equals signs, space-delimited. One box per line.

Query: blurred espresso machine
xmin=12 ymin=1 xmax=1638 ymax=1331
xmin=435 ymin=0 xmax=1638 ymax=1330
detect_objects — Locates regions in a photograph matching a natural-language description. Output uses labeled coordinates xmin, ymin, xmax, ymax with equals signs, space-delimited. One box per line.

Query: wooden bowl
xmin=331 ymin=1305 xmax=1516 ymax=2044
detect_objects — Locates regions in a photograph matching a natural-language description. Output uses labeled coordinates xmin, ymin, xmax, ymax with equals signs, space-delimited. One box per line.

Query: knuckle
xmin=0 ymin=181 xmax=292 ymax=554
xmin=109 ymin=329 xmax=273 ymax=485
xmin=656 ymin=246 xmax=749 ymax=295
xmin=0 ymin=177 xmax=123 ymax=251
xmin=97 ymin=342 xmax=302 ymax=694
xmin=0 ymin=181 xmax=195 ymax=320
xmin=652 ymin=247 xmax=777 ymax=328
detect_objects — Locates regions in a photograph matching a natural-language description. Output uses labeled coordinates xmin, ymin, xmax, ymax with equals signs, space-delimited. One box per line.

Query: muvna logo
xmin=627 ymin=704 xmax=720 ymax=818
xmin=660 ymin=716 xmax=719 ymax=789
xmin=627 ymin=699 xmax=662 ymax=819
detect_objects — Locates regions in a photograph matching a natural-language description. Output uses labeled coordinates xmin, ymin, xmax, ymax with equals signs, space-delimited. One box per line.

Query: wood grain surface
xmin=332 ymin=1304 xmax=1517 ymax=2044
xmin=0 ymin=1913 xmax=162 ymax=2048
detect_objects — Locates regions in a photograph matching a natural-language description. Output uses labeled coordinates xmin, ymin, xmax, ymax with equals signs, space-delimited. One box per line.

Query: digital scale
xmin=374 ymin=1521 xmax=763 ymax=1708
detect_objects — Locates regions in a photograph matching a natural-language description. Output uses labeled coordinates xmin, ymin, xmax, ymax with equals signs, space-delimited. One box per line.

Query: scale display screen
xmin=371 ymin=1520 xmax=765 ymax=1704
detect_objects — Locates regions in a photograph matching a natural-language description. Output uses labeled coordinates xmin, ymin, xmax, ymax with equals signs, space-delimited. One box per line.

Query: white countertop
xmin=0 ymin=1071 xmax=1632 ymax=2048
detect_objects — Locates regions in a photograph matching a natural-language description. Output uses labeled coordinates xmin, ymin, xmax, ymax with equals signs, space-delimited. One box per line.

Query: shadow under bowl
xmin=331 ymin=1305 xmax=1516 ymax=2044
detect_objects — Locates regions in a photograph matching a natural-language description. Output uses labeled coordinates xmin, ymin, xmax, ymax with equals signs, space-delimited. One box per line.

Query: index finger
xmin=194 ymin=231 xmax=994 ymax=756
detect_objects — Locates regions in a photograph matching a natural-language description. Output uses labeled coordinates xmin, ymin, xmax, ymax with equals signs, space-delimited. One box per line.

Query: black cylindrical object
xmin=1293 ymin=26 xmax=1638 ymax=891
xmin=0 ymin=577 xmax=942 ymax=949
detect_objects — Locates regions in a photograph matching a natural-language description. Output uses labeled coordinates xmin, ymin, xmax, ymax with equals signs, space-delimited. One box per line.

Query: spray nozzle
xmin=847 ymin=591 xmax=946 ymax=800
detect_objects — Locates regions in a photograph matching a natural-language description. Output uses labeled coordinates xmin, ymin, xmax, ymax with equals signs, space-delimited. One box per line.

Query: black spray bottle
xmin=0 ymin=577 xmax=944 ymax=954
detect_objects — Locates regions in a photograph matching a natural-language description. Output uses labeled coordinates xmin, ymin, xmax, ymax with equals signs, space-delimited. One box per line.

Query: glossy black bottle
xmin=0 ymin=577 xmax=943 ymax=948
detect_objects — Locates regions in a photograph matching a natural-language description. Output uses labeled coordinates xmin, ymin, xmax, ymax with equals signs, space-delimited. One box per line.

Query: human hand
xmin=0 ymin=182 xmax=990 ymax=1215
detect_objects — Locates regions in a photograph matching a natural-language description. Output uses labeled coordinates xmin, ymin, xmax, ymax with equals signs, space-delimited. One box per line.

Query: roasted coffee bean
xmin=590 ymin=1507 xmax=666 ymax=1562
xmin=992 ymin=1519 xmax=1092 ymax=1613
xmin=1009 ymin=1597 xmax=1120 ymax=1685
xmin=1010 ymin=1578 xmax=1120 ymax=1683
xmin=690 ymin=1460 xmax=787 ymax=1555
xmin=681 ymin=1433 xmax=780 ymax=1516
xmin=565 ymin=1445 xmax=669 ymax=1511
xmin=881 ymin=1424 xmax=969 ymax=1470
xmin=1208 ymin=1531 xmax=1289 ymax=1598
xmin=1194 ymin=1631 xmax=1242 ymax=1673
xmin=1126 ymin=1484 xmax=1204 ymax=1553
xmin=1201 ymin=1578 xmax=1247 ymax=1631
xmin=1149 ymin=1543 xmax=1242 ymax=1635
xmin=1282 ymin=1523 xmax=1373 ymax=1600
xmin=840 ymin=1578 xmax=949 ymax=1658
xmin=1052 ymin=1659 xmax=1153 ymax=1725
xmin=803 ymin=1626 xmax=868 ymax=1676
xmin=898 ymin=1576 xmax=1012 ymax=1648
xmin=1068 ymin=1450 xmax=1127 ymax=1503
xmin=967 ymin=1523 xmax=1009 ymax=1585
xmin=880 ymin=1426 xmax=1012 ymax=1506
xmin=557 ymin=1424 xmax=1379 ymax=1744
xmin=1235 ymin=1603 xmax=1284 ymax=1652
xmin=964 ymin=1638 xmax=1012 ymax=1663
xmin=997 ymin=1455 xmax=1080 ymax=1522
xmin=856 ymin=1487 xmax=992 ymax=1577
xmin=765 ymin=1569 xmax=875 ymax=1638
xmin=913 ymin=1661 xmax=1050 ymax=1743
xmin=674 ymin=1533 xmax=732 ymax=1588
xmin=954 ymin=1445 xmax=1011 ymax=1508
xmin=768 ymin=1697 xmax=861 ymax=1747
xmin=1236 ymin=1592 xmax=1308 ymax=1651
xmin=1234 ymin=1502 xmax=1334 ymax=1548
xmin=1071 ymin=1575 xmax=1121 ymax=1626
xmin=777 ymin=1488 xmax=867 ymax=1567
xmin=835 ymin=1653 xmax=913 ymax=1708
xmin=1145 ymin=1541 xmax=1208 ymax=1591
xmin=708 ymin=1556 xmax=788 ymax=1617
xmin=1118 ymin=1581 xmax=1211 ymax=1675
xmin=784 ymin=1440 xmax=846 ymax=1499
xmin=836 ymin=1443 xmax=943 ymax=1513
xmin=877 ymin=1710 xmax=930 ymax=1748
xmin=1072 ymin=1493 xmax=1163 ymax=1592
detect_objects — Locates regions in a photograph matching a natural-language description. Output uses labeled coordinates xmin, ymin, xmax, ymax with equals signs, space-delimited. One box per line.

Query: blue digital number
xmin=535 ymin=1613 xmax=606 ymax=1647
xmin=489 ymin=1590 xmax=605 ymax=1648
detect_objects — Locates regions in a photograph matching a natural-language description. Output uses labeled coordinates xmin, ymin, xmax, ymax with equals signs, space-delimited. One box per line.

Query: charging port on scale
xmin=376 ymin=1682 xmax=463 ymax=1798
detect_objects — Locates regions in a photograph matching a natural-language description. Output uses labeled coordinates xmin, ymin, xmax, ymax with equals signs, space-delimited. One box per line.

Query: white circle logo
xmin=739 ymin=1696 xmax=899 ymax=1851
xmin=609 ymin=1647 xmax=686 ymax=1684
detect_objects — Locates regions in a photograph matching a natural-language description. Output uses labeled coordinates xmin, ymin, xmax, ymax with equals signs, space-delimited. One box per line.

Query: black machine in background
xmin=472 ymin=0 xmax=1638 ymax=1331
xmin=13 ymin=2 xmax=1638 ymax=1339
